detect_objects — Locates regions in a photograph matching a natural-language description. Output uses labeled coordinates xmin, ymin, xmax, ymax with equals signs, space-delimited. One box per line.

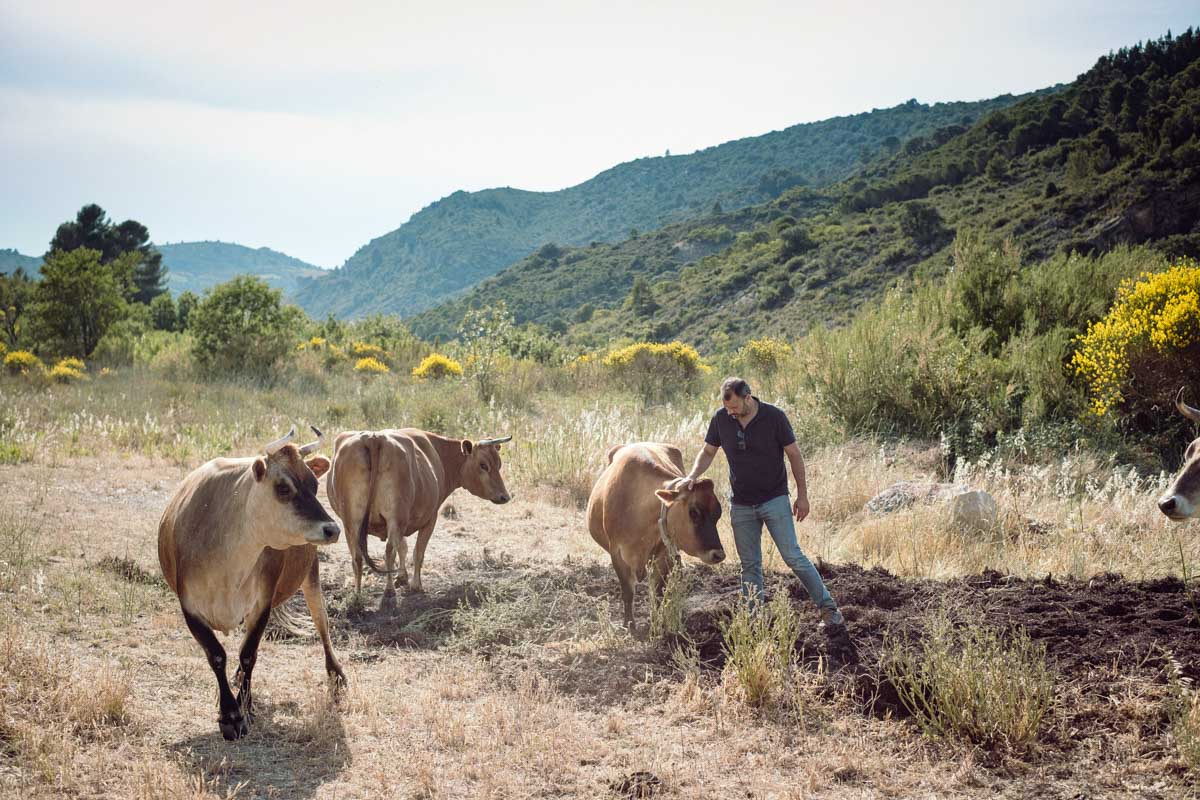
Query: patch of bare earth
xmin=0 ymin=457 xmax=1192 ymax=798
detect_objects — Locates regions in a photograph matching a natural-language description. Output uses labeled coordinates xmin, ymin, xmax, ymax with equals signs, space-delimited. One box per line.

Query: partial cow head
xmin=1159 ymin=390 xmax=1200 ymax=521
xmin=251 ymin=427 xmax=341 ymax=546
xmin=459 ymin=435 xmax=512 ymax=504
xmin=655 ymin=479 xmax=726 ymax=564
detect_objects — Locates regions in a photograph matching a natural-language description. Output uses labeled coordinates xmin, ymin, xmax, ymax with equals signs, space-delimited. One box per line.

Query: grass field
xmin=1 ymin=369 xmax=1198 ymax=798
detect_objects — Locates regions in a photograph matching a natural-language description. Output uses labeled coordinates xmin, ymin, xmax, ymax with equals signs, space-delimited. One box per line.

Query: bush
xmin=720 ymin=592 xmax=801 ymax=708
xmin=189 ymin=277 xmax=297 ymax=378
xmin=350 ymin=341 xmax=391 ymax=365
xmin=353 ymin=356 xmax=390 ymax=374
xmin=882 ymin=611 xmax=1053 ymax=751
xmin=739 ymin=337 xmax=792 ymax=379
xmin=3 ymin=350 xmax=42 ymax=376
xmin=48 ymin=359 xmax=87 ymax=383
xmin=1071 ymin=260 xmax=1200 ymax=419
xmin=602 ymin=341 xmax=711 ymax=402
xmin=412 ymin=353 xmax=464 ymax=380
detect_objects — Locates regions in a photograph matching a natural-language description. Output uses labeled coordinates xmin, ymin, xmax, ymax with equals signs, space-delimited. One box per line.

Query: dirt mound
xmin=677 ymin=562 xmax=1199 ymax=736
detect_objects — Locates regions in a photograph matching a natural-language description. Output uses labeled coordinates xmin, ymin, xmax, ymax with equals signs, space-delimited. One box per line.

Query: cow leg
xmin=408 ymin=521 xmax=436 ymax=594
xmin=393 ymin=534 xmax=409 ymax=588
xmin=352 ymin=550 xmax=364 ymax=595
xmin=380 ymin=527 xmax=399 ymax=611
xmin=234 ymin=593 xmax=272 ymax=726
xmin=610 ymin=553 xmax=636 ymax=628
xmin=302 ymin=556 xmax=347 ymax=690
xmin=649 ymin=546 xmax=674 ymax=604
xmin=182 ymin=607 xmax=247 ymax=741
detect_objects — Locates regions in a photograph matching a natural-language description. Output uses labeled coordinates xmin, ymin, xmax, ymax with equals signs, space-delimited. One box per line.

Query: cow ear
xmin=655 ymin=489 xmax=679 ymax=504
xmin=305 ymin=455 xmax=331 ymax=479
xmin=253 ymin=458 xmax=267 ymax=482
xmin=694 ymin=478 xmax=715 ymax=490
xmin=461 ymin=440 xmax=473 ymax=455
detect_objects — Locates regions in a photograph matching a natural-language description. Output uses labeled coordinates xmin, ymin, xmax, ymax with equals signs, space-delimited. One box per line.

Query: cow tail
xmin=359 ymin=433 xmax=394 ymax=575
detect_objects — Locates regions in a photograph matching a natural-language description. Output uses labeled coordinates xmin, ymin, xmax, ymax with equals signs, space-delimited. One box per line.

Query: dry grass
xmin=0 ymin=369 xmax=1196 ymax=797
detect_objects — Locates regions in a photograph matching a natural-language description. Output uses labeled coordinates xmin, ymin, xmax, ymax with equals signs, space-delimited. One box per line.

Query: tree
xmin=189 ymin=277 xmax=295 ymax=377
xmin=176 ymin=291 xmax=198 ymax=330
xmin=150 ymin=293 xmax=178 ymax=331
xmin=898 ymin=202 xmax=948 ymax=247
xmin=46 ymin=204 xmax=168 ymax=304
xmin=458 ymin=302 xmax=514 ymax=402
xmin=624 ymin=276 xmax=659 ymax=317
xmin=0 ymin=268 xmax=35 ymax=348
xmin=33 ymin=248 xmax=127 ymax=357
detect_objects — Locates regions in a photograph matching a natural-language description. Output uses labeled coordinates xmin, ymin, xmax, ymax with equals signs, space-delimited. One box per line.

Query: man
xmin=676 ymin=377 xmax=853 ymax=653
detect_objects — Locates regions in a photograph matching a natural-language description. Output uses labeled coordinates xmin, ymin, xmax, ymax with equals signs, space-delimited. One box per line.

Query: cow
xmin=587 ymin=442 xmax=726 ymax=627
xmin=326 ymin=429 xmax=512 ymax=609
xmin=158 ymin=427 xmax=346 ymax=741
xmin=1159 ymin=389 xmax=1200 ymax=520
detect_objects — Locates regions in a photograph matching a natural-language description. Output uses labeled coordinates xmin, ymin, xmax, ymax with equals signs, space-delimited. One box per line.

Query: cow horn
xmin=477 ymin=435 xmax=512 ymax=446
xmin=1177 ymin=387 xmax=1200 ymax=424
xmin=298 ymin=425 xmax=324 ymax=456
xmin=263 ymin=427 xmax=296 ymax=456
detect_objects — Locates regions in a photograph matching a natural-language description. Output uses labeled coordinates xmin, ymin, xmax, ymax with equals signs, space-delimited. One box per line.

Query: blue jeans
xmin=730 ymin=494 xmax=844 ymax=625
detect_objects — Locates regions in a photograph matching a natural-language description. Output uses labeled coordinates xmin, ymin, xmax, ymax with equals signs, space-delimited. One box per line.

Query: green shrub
xmin=189 ymin=277 xmax=297 ymax=378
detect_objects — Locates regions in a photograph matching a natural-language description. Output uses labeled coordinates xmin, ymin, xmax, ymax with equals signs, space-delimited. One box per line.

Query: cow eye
xmin=689 ymin=508 xmax=700 ymax=522
xmin=481 ymin=463 xmax=491 ymax=473
xmin=275 ymin=482 xmax=292 ymax=499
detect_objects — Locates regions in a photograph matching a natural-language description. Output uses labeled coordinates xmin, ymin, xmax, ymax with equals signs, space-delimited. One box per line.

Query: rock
xmin=865 ymin=481 xmax=998 ymax=533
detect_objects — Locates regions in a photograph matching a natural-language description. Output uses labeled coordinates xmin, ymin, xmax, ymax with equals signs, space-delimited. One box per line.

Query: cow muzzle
xmin=1158 ymin=494 xmax=1194 ymax=521
xmin=492 ymin=493 xmax=511 ymax=505
xmin=307 ymin=522 xmax=342 ymax=544
xmin=700 ymin=548 xmax=726 ymax=565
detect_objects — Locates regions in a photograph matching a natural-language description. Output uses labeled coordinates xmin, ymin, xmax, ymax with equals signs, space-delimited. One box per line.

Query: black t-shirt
xmin=705 ymin=400 xmax=796 ymax=506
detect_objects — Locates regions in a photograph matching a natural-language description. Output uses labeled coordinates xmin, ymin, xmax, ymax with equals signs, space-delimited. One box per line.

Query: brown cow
xmin=1159 ymin=389 xmax=1200 ymax=520
xmin=587 ymin=442 xmax=726 ymax=627
xmin=158 ymin=427 xmax=346 ymax=741
xmin=327 ymin=429 xmax=511 ymax=608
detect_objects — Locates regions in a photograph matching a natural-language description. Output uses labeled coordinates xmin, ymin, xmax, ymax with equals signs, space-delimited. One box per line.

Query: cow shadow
xmin=171 ymin=692 xmax=350 ymax=799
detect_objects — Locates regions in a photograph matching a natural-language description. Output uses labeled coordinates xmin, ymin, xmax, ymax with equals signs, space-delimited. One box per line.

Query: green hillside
xmin=294 ymin=94 xmax=1032 ymax=320
xmin=158 ymin=241 xmax=327 ymax=297
xmin=0 ymin=249 xmax=41 ymax=275
xmin=439 ymin=29 xmax=1200 ymax=351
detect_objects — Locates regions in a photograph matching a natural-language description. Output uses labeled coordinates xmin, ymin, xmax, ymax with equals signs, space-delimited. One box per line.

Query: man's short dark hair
xmin=721 ymin=377 xmax=752 ymax=401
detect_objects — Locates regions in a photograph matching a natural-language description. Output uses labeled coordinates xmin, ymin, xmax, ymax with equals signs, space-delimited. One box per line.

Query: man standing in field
xmin=676 ymin=377 xmax=853 ymax=654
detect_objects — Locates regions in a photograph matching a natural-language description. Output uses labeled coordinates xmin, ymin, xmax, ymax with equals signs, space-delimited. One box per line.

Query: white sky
xmin=1 ymin=1 xmax=1194 ymax=267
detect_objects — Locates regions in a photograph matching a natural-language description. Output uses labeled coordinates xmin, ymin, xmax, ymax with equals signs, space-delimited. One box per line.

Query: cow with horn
xmin=1158 ymin=388 xmax=1200 ymax=521
xmin=326 ymin=429 xmax=512 ymax=609
xmin=158 ymin=426 xmax=346 ymax=741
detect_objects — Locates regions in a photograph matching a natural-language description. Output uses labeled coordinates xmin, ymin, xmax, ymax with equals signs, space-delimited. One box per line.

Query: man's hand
xmin=667 ymin=476 xmax=696 ymax=491
xmin=792 ymin=495 xmax=810 ymax=522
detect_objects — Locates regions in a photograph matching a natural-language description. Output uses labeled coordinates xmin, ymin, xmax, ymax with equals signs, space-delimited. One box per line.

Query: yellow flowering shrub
xmin=412 ymin=353 xmax=464 ymax=380
xmin=1072 ymin=261 xmax=1200 ymax=416
xmin=4 ymin=350 xmax=42 ymax=375
xmin=0 ymin=341 xmax=6 ymax=360
xmin=48 ymin=360 xmax=87 ymax=383
xmin=602 ymin=341 xmax=712 ymax=401
xmin=739 ymin=337 xmax=792 ymax=376
xmin=351 ymin=342 xmax=390 ymax=364
xmin=354 ymin=357 xmax=390 ymax=374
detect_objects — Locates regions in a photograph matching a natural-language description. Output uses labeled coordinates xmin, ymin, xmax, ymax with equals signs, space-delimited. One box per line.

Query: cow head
xmin=251 ymin=427 xmax=341 ymax=546
xmin=1159 ymin=390 xmax=1200 ymax=521
xmin=655 ymin=479 xmax=726 ymax=564
xmin=459 ymin=435 xmax=512 ymax=504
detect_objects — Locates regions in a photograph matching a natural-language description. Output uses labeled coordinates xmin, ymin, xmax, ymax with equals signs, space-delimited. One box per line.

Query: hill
xmin=157 ymin=241 xmax=327 ymax=297
xmin=294 ymin=95 xmax=1031 ymax=320
xmin=437 ymin=29 xmax=1200 ymax=350
xmin=0 ymin=248 xmax=41 ymax=275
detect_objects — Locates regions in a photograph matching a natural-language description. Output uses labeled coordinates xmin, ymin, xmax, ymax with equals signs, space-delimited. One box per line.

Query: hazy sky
xmin=1 ymin=1 xmax=1194 ymax=267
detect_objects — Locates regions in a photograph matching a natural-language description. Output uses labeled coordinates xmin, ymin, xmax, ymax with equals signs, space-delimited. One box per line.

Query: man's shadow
xmin=171 ymin=689 xmax=351 ymax=799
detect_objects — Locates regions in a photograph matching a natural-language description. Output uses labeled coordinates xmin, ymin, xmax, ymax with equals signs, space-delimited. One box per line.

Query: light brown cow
xmin=158 ymin=427 xmax=345 ymax=741
xmin=587 ymin=442 xmax=726 ymax=627
xmin=1159 ymin=389 xmax=1200 ymax=520
xmin=327 ymin=429 xmax=511 ymax=608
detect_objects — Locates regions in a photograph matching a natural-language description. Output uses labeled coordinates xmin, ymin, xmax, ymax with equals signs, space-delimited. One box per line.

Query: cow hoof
xmin=219 ymin=711 xmax=248 ymax=741
xmin=404 ymin=584 xmax=425 ymax=595
xmin=380 ymin=593 xmax=397 ymax=612
xmin=393 ymin=574 xmax=409 ymax=588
